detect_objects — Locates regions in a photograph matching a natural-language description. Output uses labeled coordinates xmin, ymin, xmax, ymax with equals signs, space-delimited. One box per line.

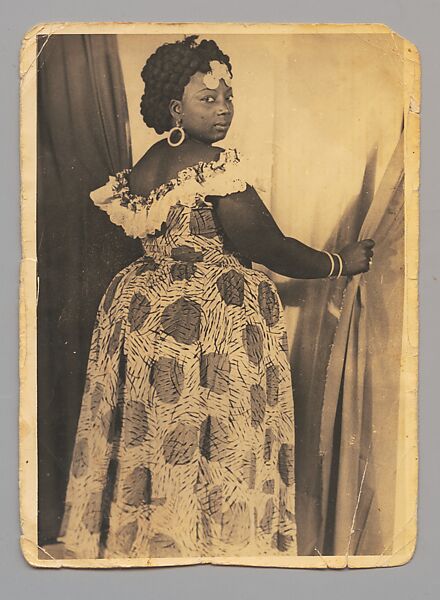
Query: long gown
xmin=58 ymin=148 xmax=297 ymax=559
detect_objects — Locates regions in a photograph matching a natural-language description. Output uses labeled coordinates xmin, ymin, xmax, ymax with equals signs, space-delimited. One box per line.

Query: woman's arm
xmin=212 ymin=185 xmax=374 ymax=279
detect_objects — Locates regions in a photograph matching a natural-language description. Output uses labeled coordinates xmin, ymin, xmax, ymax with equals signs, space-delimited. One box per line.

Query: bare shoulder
xmin=128 ymin=140 xmax=167 ymax=196
xmin=133 ymin=140 xmax=224 ymax=173
xmin=129 ymin=140 xmax=166 ymax=177
xmin=128 ymin=141 xmax=226 ymax=196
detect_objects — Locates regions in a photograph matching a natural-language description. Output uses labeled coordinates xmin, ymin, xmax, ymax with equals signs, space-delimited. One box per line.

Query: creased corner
xmin=20 ymin=536 xmax=62 ymax=568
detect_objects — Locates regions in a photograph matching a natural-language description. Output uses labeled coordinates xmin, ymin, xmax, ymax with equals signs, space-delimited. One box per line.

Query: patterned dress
xmin=59 ymin=148 xmax=297 ymax=559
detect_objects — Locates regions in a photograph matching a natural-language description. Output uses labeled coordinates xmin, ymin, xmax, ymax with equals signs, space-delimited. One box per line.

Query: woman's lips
xmin=213 ymin=122 xmax=230 ymax=131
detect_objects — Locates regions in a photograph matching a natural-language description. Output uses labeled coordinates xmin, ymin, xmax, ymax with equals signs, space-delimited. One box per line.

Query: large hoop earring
xmin=167 ymin=120 xmax=185 ymax=147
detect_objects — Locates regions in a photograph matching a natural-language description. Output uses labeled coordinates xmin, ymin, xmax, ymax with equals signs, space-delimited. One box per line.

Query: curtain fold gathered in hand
xmin=37 ymin=34 xmax=140 ymax=544
xmin=318 ymin=131 xmax=404 ymax=556
xmin=291 ymin=130 xmax=404 ymax=556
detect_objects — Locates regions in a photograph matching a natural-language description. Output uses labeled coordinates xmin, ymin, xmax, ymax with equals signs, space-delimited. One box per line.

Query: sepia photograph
xmin=19 ymin=22 xmax=419 ymax=568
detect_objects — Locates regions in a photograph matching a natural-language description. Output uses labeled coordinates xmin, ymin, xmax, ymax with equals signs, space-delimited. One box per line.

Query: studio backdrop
xmin=37 ymin=32 xmax=406 ymax=556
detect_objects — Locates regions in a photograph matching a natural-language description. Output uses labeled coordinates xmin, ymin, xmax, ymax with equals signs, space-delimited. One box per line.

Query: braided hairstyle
xmin=140 ymin=36 xmax=233 ymax=134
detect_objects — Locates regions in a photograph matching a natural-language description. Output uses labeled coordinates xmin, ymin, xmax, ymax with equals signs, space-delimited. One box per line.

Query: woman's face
xmin=171 ymin=71 xmax=234 ymax=144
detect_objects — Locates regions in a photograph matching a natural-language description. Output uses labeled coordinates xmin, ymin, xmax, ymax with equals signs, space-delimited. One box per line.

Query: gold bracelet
xmin=333 ymin=253 xmax=344 ymax=278
xmin=322 ymin=250 xmax=335 ymax=278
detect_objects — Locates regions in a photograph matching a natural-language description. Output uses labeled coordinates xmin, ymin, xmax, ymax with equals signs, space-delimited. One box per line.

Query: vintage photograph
xmin=19 ymin=23 xmax=419 ymax=568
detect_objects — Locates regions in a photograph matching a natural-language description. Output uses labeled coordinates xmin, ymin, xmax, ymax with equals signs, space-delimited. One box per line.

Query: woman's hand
xmin=339 ymin=239 xmax=375 ymax=276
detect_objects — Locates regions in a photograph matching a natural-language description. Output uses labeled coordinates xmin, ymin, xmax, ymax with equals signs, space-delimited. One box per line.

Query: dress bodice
xmin=90 ymin=148 xmax=249 ymax=266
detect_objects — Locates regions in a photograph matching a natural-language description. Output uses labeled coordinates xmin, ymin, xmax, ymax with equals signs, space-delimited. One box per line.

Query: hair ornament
xmin=203 ymin=60 xmax=232 ymax=89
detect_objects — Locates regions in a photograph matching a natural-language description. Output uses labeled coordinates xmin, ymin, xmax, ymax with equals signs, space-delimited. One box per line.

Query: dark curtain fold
xmin=37 ymin=34 xmax=141 ymax=544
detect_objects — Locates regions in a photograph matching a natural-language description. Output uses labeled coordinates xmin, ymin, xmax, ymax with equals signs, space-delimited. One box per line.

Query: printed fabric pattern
xmin=59 ymin=148 xmax=297 ymax=559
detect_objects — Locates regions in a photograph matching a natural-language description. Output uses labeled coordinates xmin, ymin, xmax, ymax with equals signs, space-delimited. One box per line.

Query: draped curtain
xmin=294 ymin=133 xmax=404 ymax=555
xmin=37 ymin=34 xmax=140 ymax=544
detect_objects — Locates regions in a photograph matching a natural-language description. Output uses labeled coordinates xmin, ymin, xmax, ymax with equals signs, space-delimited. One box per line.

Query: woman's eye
xmin=201 ymin=96 xmax=215 ymax=103
xmin=226 ymin=95 xmax=234 ymax=102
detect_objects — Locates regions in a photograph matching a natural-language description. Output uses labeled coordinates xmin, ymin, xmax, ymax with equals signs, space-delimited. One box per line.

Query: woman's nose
xmin=217 ymin=100 xmax=231 ymax=115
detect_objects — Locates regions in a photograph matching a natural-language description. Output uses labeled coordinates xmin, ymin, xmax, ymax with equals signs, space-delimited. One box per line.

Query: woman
xmin=59 ymin=36 xmax=374 ymax=559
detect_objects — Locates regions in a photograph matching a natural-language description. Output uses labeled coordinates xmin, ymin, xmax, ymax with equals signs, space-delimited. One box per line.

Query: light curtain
xmin=37 ymin=34 xmax=139 ymax=544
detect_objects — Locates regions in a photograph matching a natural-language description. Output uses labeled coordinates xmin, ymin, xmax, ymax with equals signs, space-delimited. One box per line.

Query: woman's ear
xmin=169 ymin=99 xmax=183 ymax=125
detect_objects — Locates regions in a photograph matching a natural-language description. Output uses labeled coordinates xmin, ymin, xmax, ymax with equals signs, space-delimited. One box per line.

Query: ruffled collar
xmin=112 ymin=147 xmax=241 ymax=212
xmin=90 ymin=147 xmax=247 ymax=238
